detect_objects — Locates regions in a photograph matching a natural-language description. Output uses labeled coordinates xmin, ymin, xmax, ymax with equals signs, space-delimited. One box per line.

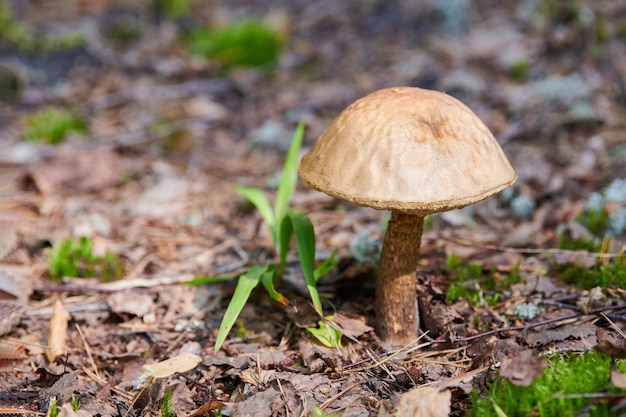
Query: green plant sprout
xmin=71 ymin=394 xmax=80 ymax=411
xmin=157 ymin=0 xmax=191 ymax=18
xmin=23 ymin=107 xmax=87 ymax=145
xmin=306 ymin=316 xmax=343 ymax=350
xmin=469 ymin=351 xmax=626 ymax=417
xmin=48 ymin=397 xmax=60 ymax=417
xmin=213 ymin=122 xmax=338 ymax=352
xmin=445 ymin=254 xmax=522 ymax=307
xmin=311 ymin=406 xmax=339 ymax=417
xmin=48 ymin=236 xmax=124 ymax=282
xmin=160 ymin=389 xmax=175 ymax=417
xmin=186 ymin=19 xmax=284 ymax=69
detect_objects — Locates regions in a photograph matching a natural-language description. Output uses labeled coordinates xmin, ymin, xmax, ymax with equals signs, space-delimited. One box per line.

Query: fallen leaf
xmin=29 ymin=148 xmax=123 ymax=195
xmin=596 ymin=329 xmax=626 ymax=359
xmin=525 ymin=322 xmax=597 ymax=348
xmin=333 ymin=311 xmax=374 ymax=337
xmin=499 ymin=349 xmax=547 ymax=386
xmin=46 ymin=299 xmax=70 ymax=363
xmin=611 ymin=369 xmax=626 ymax=388
xmin=394 ymin=386 xmax=451 ymax=417
xmin=107 ymin=291 xmax=155 ymax=317
xmin=143 ymin=353 xmax=202 ymax=378
xmin=576 ymin=286 xmax=606 ymax=314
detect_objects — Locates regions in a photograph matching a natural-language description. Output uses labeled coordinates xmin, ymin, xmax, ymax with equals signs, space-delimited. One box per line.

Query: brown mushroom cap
xmin=299 ymin=87 xmax=517 ymax=216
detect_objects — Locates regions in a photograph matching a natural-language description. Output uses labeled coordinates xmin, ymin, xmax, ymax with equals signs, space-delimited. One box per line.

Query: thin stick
xmin=319 ymin=382 xmax=361 ymax=410
xmin=442 ymin=237 xmax=624 ymax=258
xmin=432 ymin=303 xmax=626 ymax=344
xmin=274 ymin=377 xmax=291 ymax=417
xmin=601 ymin=312 xmax=626 ymax=340
xmin=75 ymin=323 xmax=101 ymax=381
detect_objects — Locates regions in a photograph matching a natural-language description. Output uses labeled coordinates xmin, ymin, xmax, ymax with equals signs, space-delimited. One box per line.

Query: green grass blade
xmin=234 ymin=186 xmax=275 ymax=230
xmin=259 ymin=265 xmax=289 ymax=305
xmin=278 ymin=215 xmax=294 ymax=275
xmin=214 ymin=265 xmax=268 ymax=352
xmin=183 ymin=275 xmax=233 ymax=286
xmin=274 ymin=121 xmax=305 ymax=228
xmin=314 ymin=251 xmax=339 ymax=282
xmin=290 ymin=213 xmax=323 ymax=314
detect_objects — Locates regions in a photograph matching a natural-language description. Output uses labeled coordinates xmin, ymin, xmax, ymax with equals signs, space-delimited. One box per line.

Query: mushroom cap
xmin=299 ymin=87 xmax=517 ymax=216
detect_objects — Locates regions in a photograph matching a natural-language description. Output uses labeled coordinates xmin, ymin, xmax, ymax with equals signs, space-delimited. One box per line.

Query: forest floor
xmin=0 ymin=1 xmax=626 ymax=416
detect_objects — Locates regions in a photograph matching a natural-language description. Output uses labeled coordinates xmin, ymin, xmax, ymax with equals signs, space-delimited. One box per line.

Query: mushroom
xmin=298 ymin=87 xmax=517 ymax=349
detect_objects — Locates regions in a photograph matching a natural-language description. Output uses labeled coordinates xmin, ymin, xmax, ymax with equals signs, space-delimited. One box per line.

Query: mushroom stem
xmin=375 ymin=211 xmax=424 ymax=349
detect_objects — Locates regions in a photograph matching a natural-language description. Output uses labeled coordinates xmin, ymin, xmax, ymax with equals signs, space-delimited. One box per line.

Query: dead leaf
xmin=499 ymin=349 xmax=547 ymax=386
xmin=107 ymin=291 xmax=155 ymax=317
xmin=240 ymin=367 xmax=276 ymax=387
xmin=596 ymin=329 xmax=626 ymax=359
xmin=576 ymin=286 xmax=606 ymax=313
xmin=435 ymin=365 xmax=490 ymax=394
xmin=525 ymin=322 xmax=597 ymax=348
xmin=611 ymin=369 xmax=626 ymax=388
xmin=39 ymin=372 xmax=78 ymax=404
xmin=394 ymin=386 xmax=451 ymax=417
xmin=29 ymin=148 xmax=123 ymax=195
xmin=143 ymin=353 xmax=202 ymax=378
xmin=333 ymin=311 xmax=374 ymax=337
xmin=46 ymin=299 xmax=70 ymax=362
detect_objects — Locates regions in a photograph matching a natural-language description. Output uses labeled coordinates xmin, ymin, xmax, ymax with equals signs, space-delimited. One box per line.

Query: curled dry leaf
xmin=46 ymin=299 xmax=70 ymax=363
xmin=394 ymin=386 xmax=451 ymax=417
xmin=143 ymin=353 xmax=202 ymax=379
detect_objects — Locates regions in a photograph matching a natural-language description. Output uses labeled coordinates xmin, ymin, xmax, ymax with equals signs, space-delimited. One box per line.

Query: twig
xmin=431 ymin=303 xmax=626 ymax=344
xmin=75 ymin=323 xmax=101 ymax=381
xmin=274 ymin=377 xmax=291 ymax=417
xmin=319 ymin=382 xmax=361 ymax=411
xmin=442 ymin=237 xmax=624 ymax=258
xmin=601 ymin=312 xmax=626 ymax=340
xmin=342 ymin=304 xmax=626 ymax=370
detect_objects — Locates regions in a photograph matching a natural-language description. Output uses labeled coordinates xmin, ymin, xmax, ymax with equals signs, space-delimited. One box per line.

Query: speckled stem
xmin=375 ymin=211 xmax=424 ymax=350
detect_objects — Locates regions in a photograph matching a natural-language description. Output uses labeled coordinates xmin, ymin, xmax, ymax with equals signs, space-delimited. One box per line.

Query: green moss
xmin=160 ymin=389 xmax=175 ymax=417
xmin=48 ymin=236 xmax=124 ymax=282
xmin=23 ymin=107 xmax=87 ymax=145
xmin=445 ymin=254 xmax=522 ymax=306
xmin=557 ymin=233 xmax=601 ymax=252
xmin=509 ymin=59 xmax=530 ymax=81
xmin=158 ymin=0 xmax=191 ymax=18
xmin=553 ymin=255 xmax=626 ymax=290
xmin=469 ymin=351 xmax=625 ymax=417
xmin=186 ymin=20 xmax=284 ymax=69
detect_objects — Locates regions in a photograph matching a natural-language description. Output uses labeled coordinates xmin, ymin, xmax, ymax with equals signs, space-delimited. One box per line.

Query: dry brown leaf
xmin=143 ymin=353 xmax=202 ymax=378
xmin=596 ymin=329 xmax=626 ymax=359
xmin=29 ymin=148 xmax=123 ymax=195
xmin=499 ymin=349 xmax=547 ymax=386
xmin=333 ymin=311 xmax=373 ymax=337
xmin=46 ymin=299 xmax=70 ymax=363
xmin=107 ymin=291 xmax=155 ymax=317
xmin=394 ymin=386 xmax=451 ymax=417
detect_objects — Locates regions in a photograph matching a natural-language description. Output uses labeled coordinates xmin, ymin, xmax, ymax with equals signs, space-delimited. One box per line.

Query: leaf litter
xmin=0 ymin=0 xmax=625 ymax=415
